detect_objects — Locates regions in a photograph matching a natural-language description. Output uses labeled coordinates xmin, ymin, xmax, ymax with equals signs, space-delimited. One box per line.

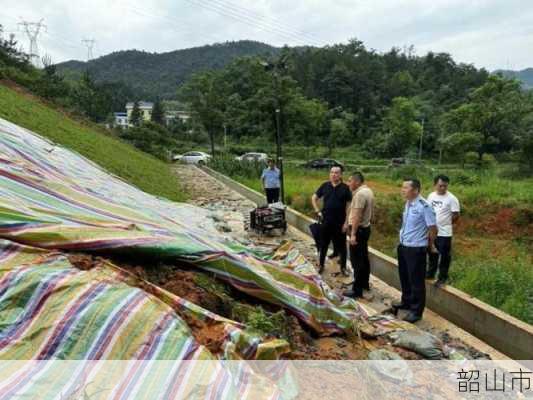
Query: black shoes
xmin=390 ymin=301 xmax=409 ymax=316
xmin=434 ymin=279 xmax=447 ymax=288
xmin=343 ymin=289 xmax=363 ymax=299
xmin=403 ymin=312 xmax=422 ymax=323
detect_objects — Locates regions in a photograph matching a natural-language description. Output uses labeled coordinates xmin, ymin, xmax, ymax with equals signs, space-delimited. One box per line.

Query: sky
xmin=1 ymin=0 xmax=532 ymax=71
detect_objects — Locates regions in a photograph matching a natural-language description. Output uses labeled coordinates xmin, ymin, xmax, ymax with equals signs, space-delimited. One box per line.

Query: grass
xmin=211 ymin=160 xmax=533 ymax=324
xmin=0 ymin=83 xmax=185 ymax=202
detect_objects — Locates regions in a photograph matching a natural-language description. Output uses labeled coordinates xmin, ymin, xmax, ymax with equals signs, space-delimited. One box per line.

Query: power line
xmin=124 ymin=4 xmax=221 ymax=43
xmin=18 ymin=18 xmax=47 ymax=67
xmin=202 ymin=0 xmax=321 ymax=45
xmin=183 ymin=0 xmax=320 ymax=46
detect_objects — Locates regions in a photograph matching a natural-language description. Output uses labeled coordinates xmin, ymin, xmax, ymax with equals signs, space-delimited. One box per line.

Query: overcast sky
xmin=1 ymin=0 xmax=532 ymax=70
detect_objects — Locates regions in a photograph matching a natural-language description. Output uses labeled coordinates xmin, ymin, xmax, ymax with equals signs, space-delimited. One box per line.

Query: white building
xmin=126 ymin=101 xmax=154 ymax=123
xmin=113 ymin=112 xmax=129 ymax=129
xmin=113 ymin=101 xmax=193 ymax=128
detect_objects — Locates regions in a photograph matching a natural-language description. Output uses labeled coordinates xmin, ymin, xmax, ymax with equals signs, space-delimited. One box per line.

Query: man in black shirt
xmin=311 ymin=166 xmax=352 ymax=275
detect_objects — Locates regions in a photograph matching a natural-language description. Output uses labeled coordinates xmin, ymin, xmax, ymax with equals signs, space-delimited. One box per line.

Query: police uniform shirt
xmin=399 ymin=195 xmax=437 ymax=247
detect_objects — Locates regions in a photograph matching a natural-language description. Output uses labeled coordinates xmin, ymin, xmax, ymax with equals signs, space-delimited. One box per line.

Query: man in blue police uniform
xmin=393 ymin=178 xmax=437 ymax=323
xmin=261 ymin=159 xmax=281 ymax=204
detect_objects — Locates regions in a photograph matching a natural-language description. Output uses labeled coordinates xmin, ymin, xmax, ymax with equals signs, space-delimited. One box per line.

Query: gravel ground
xmin=174 ymin=164 xmax=508 ymax=360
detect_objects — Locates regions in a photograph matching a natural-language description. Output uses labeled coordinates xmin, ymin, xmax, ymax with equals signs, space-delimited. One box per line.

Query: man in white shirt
xmin=427 ymin=175 xmax=460 ymax=287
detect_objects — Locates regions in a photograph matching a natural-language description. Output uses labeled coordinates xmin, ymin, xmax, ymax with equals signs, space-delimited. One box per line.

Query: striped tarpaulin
xmin=0 ymin=117 xmax=368 ymax=336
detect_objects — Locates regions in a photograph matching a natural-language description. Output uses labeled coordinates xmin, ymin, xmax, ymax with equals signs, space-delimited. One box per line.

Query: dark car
xmin=389 ymin=158 xmax=424 ymax=167
xmin=304 ymin=158 xmax=344 ymax=171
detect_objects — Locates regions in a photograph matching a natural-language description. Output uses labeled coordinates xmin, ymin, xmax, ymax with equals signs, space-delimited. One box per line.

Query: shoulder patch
xmin=419 ymin=199 xmax=430 ymax=207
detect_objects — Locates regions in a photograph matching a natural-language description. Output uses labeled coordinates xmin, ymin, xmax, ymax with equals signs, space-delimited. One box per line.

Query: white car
xmin=235 ymin=152 xmax=269 ymax=163
xmin=173 ymin=151 xmax=211 ymax=165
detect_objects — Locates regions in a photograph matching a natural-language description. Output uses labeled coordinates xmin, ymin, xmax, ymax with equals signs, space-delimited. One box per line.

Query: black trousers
xmin=349 ymin=226 xmax=371 ymax=295
xmin=319 ymin=221 xmax=347 ymax=270
xmin=427 ymin=236 xmax=452 ymax=280
xmin=265 ymin=188 xmax=280 ymax=204
xmin=397 ymin=245 xmax=427 ymax=317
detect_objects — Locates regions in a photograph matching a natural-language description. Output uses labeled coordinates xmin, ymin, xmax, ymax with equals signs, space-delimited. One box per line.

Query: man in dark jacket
xmin=311 ymin=166 xmax=352 ymax=275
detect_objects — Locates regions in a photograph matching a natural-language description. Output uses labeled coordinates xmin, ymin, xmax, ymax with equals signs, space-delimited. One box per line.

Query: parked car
xmin=389 ymin=158 xmax=424 ymax=167
xmin=173 ymin=151 xmax=211 ymax=165
xmin=304 ymin=158 xmax=344 ymax=171
xmin=235 ymin=152 xmax=269 ymax=163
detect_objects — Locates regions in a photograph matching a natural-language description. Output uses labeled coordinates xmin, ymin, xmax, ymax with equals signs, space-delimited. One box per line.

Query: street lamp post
xmin=261 ymin=59 xmax=286 ymax=204
xmin=274 ymin=107 xmax=285 ymax=203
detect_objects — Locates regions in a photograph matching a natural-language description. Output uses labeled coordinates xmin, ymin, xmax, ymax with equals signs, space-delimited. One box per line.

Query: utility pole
xmin=18 ymin=19 xmax=47 ymax=68
xmin=418 ymin=117 xmax=425 ymax=160
xmin=81 ymin=38 xmax=96 ymax=61
xmin=223 ymin=123 xmax=227 ymax=148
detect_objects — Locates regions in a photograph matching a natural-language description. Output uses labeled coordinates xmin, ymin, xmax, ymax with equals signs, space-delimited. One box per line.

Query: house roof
xmin=126 ymin=102 xmax=154 ymax=109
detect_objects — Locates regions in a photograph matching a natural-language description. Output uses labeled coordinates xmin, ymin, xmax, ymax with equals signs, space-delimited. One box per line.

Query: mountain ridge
xmin=56 ymin=40 xmax=281 ymax=100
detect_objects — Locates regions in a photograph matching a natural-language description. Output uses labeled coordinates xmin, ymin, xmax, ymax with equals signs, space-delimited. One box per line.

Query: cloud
xmin=0 ymin=0 xmax=531 ymax=70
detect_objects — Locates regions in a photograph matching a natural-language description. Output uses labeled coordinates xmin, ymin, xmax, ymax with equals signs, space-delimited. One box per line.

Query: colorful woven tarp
xmin=0 ymin=117 xmax=367 ymax=337
xmin=0 ymin=239 xmax=291 ymax=399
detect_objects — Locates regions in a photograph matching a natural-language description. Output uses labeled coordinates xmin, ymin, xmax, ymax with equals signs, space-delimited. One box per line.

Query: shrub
xmin=449 ymin=170 xmax=479 ymax=186
xmin=464 ymin=151 xmax=478 ymax=165
xmin=512 ymin=207 xmax=533 ymax=227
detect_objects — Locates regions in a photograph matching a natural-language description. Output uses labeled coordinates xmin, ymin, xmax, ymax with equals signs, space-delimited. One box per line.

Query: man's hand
xmin=342 ymin=223 xmax=348 ymax=233
xmin=430 ymin=244 xmax=439 ymax=254
xmin=349 ymin=234 xmax=357 ymax=246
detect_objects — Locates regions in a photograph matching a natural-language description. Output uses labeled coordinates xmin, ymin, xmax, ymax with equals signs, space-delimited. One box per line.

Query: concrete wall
xmin=201 ymin=166 xmax=533 ymax=360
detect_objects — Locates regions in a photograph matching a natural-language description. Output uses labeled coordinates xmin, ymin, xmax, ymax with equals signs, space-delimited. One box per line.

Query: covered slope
xmin=0 ymin=116 xmax=367 ymax=335
xmin=0 ymin=82 xmax=184 ymax=202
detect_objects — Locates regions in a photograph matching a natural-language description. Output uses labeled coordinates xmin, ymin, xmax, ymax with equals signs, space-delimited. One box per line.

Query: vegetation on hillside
xmin=497 ymin=68 xmax=533 ymax=89
xmin=0 ymin=25 xmax=133 ymax=123
xmin=0 ymin=83 xmax=185 ymax=202
xmin=180 ymin=40 xmax=533 ymax=171
xmin=56 ymin=41 xmax=280 ymax=100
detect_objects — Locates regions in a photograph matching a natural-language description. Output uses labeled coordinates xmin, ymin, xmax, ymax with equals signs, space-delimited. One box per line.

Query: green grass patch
xmin=0 ymin=84 xmax=185 ymax=202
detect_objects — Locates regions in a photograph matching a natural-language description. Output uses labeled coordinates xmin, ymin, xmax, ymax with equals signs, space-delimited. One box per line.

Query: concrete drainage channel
xmin=201 ymin=166 xmax=533 ymax=360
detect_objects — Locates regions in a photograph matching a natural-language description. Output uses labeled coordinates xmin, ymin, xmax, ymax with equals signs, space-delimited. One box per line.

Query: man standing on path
xmin=393 ymin=178 xmax=437 ymax=323
xmin=261 ymin=159 xmax=281 ymax=204
xmin=427 ymin=175 xmax=460 ymax=287
xmin=343 ymin=172 xmax=374 ymax=299
xmin=311 ymin=166 xmax=352 ymax=275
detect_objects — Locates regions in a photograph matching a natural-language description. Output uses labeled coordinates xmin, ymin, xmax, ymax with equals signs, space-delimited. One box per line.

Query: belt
xmin=399 ymin=244 xmax=427 ymax=249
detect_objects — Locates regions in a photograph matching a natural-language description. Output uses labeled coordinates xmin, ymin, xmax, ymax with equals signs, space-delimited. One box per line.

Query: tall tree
xmin=130 ymin=101 xmax=143 ymax=127
xmin=151 ymin=98 xmax=165 ymax=125
xmin=179 ymin=71 xmax=225 ymax=157
xmin=381 ymin=97 xmax=422 ymax=156
xmin=442 ymin=75 xmax=529 ymax=160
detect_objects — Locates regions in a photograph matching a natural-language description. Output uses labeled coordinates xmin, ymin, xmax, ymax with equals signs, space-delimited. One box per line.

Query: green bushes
xmin=208 ymin=154 xmax=265 ymax=179
xmin=451 ymin=254 xmax=533 ymax=324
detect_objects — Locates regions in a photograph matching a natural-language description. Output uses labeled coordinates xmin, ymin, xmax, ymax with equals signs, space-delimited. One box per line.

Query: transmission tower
xmin=81 ymin=38 xmax=96 ymax=61
xmin=18 ymin=19 xmax=47 ymax=67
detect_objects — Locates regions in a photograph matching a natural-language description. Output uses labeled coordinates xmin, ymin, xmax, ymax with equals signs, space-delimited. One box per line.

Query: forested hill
xmin=56 ymin=40 xmax=280 ymax=99
xmin=495 ymin=68 xmax=533 ymax=89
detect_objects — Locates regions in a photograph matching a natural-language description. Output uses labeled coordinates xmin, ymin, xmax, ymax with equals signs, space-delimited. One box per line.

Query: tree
xmin=442 ymin=75 xmax=529 ymax=160
xmin=439 ymin=131 xmax=482 ymax=168
xmin=381 ymin=97 xmax=422 ymax=156
xmin=151 ymin=98 xmax=165 ymax=125
xmin=179 ymin=71 xmax=225 ymax=157
xmin=130 ymin=100 xmax=143 ymax=127
xmin=518 ymin=113 xmax=533 ymax=171
xmin=328 ymin=118 xmax=351 ymax=155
